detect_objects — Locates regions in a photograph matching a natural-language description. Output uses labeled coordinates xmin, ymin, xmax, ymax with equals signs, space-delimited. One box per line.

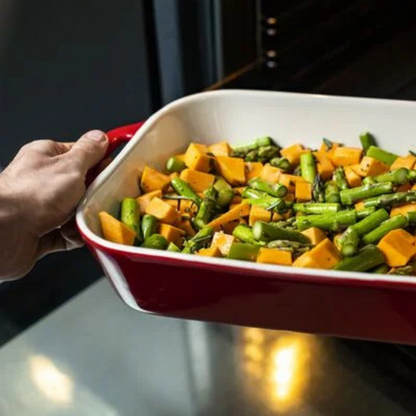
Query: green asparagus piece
xmin=232 ymin=224 xmax=264 ymax=245
xmin=293 ymin=202 xmax=341 ymax=215
xmin=141 ymin=234 xmax=168 ymax=250
xmin=171 ymin=177 xmax=202 ymax=207
xmin=270 ymin=157 xmax=291 ymax=172
xmin=313 ymin=174 xmax=325 ymax=203
xmin=407 ymin=211 xmax=416 ymax=224
xmin=248 ymin=178 xmax=287 ymax=198
xmin=121 ymin=198 xmax=142 ymax=243
xmin=232 ymin=137 xmax=272 ymax=154
xmin=356 ymin=207 xmax=376 ymax=220
xmin=258 ymin=145 xmax=280 ymax=160
xmin=243 ymin=188 xmax=286 ymax=212
xmin=334 ymin=167 xmax=349 ymax=190
xmin=228 ymin=243 xmax=260 ymax=261
xmin=167 ymin=242 xmax=181 ymax=252
xmin=300 ymin=152 xmax=317 ymax=183
xmin=363 ymin=191 xmax=416 ymax=209
xmin=335 ymin=245 xmax=385 ymax=272
xmin=366 ymin=146 xmax=398 ymax=166
xmin=372 ymin=168 xmax=409 ymax=185
xmin=267 ymin=240 xmax=312 ymax=254
xmin=359 ymin=132 xmax=376 ymax=154
xmin=253 ymin=221 xmax=311 ymax=243
xmin=182 ymin=227 xmax=214 ymax=254
xmin=141 ymin=214 xmax=157 ymax=241
xmin=213 ymin=177 xmax=234 ymax=207
xmin=322 ymin=138 xmax=333 ymax=151
xmin=339 ymin=229 xmax=360 ymax=257
xmin=362 ymin=176 xmax=377 ymax=185
xmin=389 ymin=261 xmax=416 ymax=276
xmin=166 ymin=156 xmax=186 ymax=173
xmin=296 ymin=210 xmax=357 ymax=231
xmin=194 ymin=186 xmax=218 ymax=229
xmin=340 ymin=182 xmax=394 ymax=205
xmin=244 ymin=150 xmax=258 ymax=162
xmin=371 ymin=264 xmax=390 ymax=274
xmin=324 ymin=181 xmax=340 ymax=203
xmin=362 ymin=214 xmax=408 ymax=245
xmin=408 ymin=170 xmax=416 ymax=182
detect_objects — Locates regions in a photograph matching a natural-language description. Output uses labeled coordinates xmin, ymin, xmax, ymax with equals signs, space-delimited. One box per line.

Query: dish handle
xmin=86 ymin=121 xmax=145 ymax=185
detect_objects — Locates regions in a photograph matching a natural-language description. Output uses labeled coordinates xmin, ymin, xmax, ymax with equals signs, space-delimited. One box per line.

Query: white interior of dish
xmin=76 ymin=90 xmax=416 ymax=284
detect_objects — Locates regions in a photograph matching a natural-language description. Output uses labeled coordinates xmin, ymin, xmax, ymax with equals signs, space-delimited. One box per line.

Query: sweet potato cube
xmin=175 ymin=218 xmax=196 ymax=237
xmin=378 ymin=229 xmax=416 ymax=267
xmin=314 ymin=151 xmax=334 ymax=181
xmin=99 ymin=212 xmax=136 ymax=246
xmin=158 ymin=223 xmax=185 ymax=247
xmin=179 ymin=169 xmax=215 ymax=193
xmin=257 ymin=248 xmax=292 ymax=265
xmin=355 ymin=201 xmax=365 ymax=211
xmin=349 ymin=164 xmax=362 ymax=176
xmin=222 ymin=219 xmax=245 ymax=234
xmin=137 ymin=190 xmax=162 ymax=215
xmin=344 ymin=166 xmax=362 ymax=187
xmin=140 ymin=165 xmax=171 ymax=193
xmin=184 ymin=143 xmax=211 ymax=172
xmin=280 ymin=143 xmax=307 ymax=165
xmin=211 ymin=232 xmax=235 ymax=256
xmin=179 ymin=199 xmax=198 ymax=218
xmin=215 ymin=156 xmax=246 ymax=186
xmin=390 ymin=155 xmax=416 ymax=171
xmin=295 ymin=181 xmax=312 ymax=202
xmin=331 ymin=147 xmax=363 ymax=167
xmin=209 ymin=141 xmax=231 ymax=157
xmin=145 ymin=197 xmax=179 ymax=224
xmin=356 ymin=156 xmax=389 ymax=177
xmin=301 ymin=227 xmax=327 ymax=245
xmin=260 ymin=164 xmax=281 ymax=184
xmin=306 ymin=238 xmax=340 ymax=269
xmin=293 ymin=252 xmax=321 ymax=268
xmin=390 ymin=203 xmax=416 ymax=217
xmin=175 ymin=154 xmax=186 ymax=162
xmin=207 ymin=202 xmax=251 ymax=229
xmin=280 ymin=174 xmax=307 ymax=194
xmin=245 ymin=162 xmax=263 ymax=182
xmin=319 ymin=141 xmax=341 ymax=154
xmin=197 ymin=246 xmax=222 ymax=257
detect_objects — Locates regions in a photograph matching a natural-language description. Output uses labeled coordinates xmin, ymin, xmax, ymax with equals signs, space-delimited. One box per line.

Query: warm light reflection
xmin=240 ymin=329 xmax=318 ymax=412
xmin=30 ymin=355 xmax=73 ymax=404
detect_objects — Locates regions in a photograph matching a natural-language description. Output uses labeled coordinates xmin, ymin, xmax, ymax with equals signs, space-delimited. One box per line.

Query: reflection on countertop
xmin=0 ymin=279 xmax=416 ymax=416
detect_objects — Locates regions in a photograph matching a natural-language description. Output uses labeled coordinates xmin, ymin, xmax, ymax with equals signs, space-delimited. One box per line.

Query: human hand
xmin=0 ymin=130 xmax=109 ymax=280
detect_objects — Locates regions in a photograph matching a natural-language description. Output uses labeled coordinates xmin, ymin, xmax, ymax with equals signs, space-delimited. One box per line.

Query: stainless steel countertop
xmin=0 ymin=279 xmax=415 ymax=416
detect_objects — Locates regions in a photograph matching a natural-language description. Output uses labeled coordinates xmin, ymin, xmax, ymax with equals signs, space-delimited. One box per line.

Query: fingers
xmin=68 ymin=130 xmax=109 ymax=174
xmin=19 ymin=140 xmax=75 ymax=157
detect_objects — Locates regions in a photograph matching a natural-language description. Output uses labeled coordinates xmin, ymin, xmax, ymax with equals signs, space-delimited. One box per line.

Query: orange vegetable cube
xmin=294 ymin=238 xmax=340 ymax=269
xmin=280 ymin=174 xmax=307 ymax=194
xmin=295 ymin=181 xmax=312 ymax=202
xmin=257 ymin=248 xmax=292 ymax=266
xmin=145 ymin=197 xmax=180 ymax=224
xmin=137 ymin=190 xmax=162 ymax=215
xmin=319 ymin=141 xmax=341 ymax=155
xmin=248 ymin=205 xmax=276 ymax=226
xmin=355 ymin=201 xmax=365 ymax=211
xmin=356 ymin=156 xmax=389 ymax=177
xmin=140 ymin=165 xmax=171 ymax=193
xmin=260 ymin=164 xmax=281 ymax=184
xmin=175 ymin=154 xmax=186 ymax=162
xmin=162 ymin=198 xmax=179 ymax=208
xmin=184 ymin=143 xmax=211 ymax=172
xmin=158 ymin=223 xmax=185 ymax=247
xmin=229 ymin=195 xmax=243 ymax=210
xmin=207 ymin=202 xmax=251 ymax=229
xmin=211 ymin=232 xmax=235 ymax=256
xmin=390 ymin=155 xmax=416 ymax=171
xmin=209 ymin=141 xmax=231 ymax=157
xmin=179 ymin=199 xmax=198 ymax=218
xmin=349 ymin=164 xmax=363 ymax=176
xmin=99 ymin=212 xmax=136 ymax=246
xmin=301 ymin=227 xmax=327 ymax=245
xmin=175 ymin=218 xmax=196 ymax=237
xmin=215 ymin=156 xmax=246 ymax=186
xmin=314 ymin=151 xmax=335 ymax=181
xmin=245 ymin=162 xmax=263 ymax=182
xmin=344 ymin=166 xmax=362 ymax=187
xmin=222 ymin=218 xmax=247 ymax=234
xmin=280 ymin=143 xmax=307 ymax=165
xmin=390 ymin=203 xmax=416 ymax=217
xmin=197 ymin=246 xmax=222 ymax=257
xmin=293 ymin=252 xmax=321 ymax=268
xmin=378 ymin=229 xmax=416 ymax=267
xmin=179 ymin=169 xmax=215 ymax=193
xmin=331 ymin=147 xmax=363 ymax=167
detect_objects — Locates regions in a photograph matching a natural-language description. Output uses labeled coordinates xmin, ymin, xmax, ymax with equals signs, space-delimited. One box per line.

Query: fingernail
xmin=86 ymin=130 xmax=107 ymax=143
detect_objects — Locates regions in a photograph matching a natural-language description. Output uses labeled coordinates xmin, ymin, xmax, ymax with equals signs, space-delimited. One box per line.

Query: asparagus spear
xmin=228 ymin=243 xmax=260 ymax=261
xmin=267 ymin=240 xmax=313 ymax=255
xmin=389 ymin=261 xmax=416 ymax=276
xmin=362 ymin=214 xmax=408 ymax=245
xmin=322 ymin=138 xmax=333 ymax=151
xmin=253 ymin=221 xmax=311 ymax=243
xmin=244 ymin=150 xmax=258 ymax=162
xmin=141 ymin=234 xmax=168 ymax=250
xmin=248 ymin=178 xmax=287 ymax=198
xmin=243 ymin=188 xmax=287 ymax=212
xmin=363 ymin=191 xmax=416 ymax=209
xmin=324 ymin=181 xmax=340 ymax=203
xmin=232 ymin=137 xmax=272 ymax=154
xmin=293 ymin=202 xmax=341 ymax=215
xmin=194 ymin=186 xmax=218 ymax=229
xmin=232 ymin=224 xmax=264 ymax=245
xmin=313 ymin=174 xmax=325 ymax=203
xmin=171 ymin=177 xmax=202 ymax=207
xmin=213 ymin=177 xmax=234 ymax=207
xmin=362 ymin=176 xmax=377 ymax=185
xmin=371 ymin=264 xmax=390 ymax=274
xmin=182 ymin=227 xmax=214 ymax=254
xmin=166 ymin=156 xmax=186 ymax=173
xmin=270 ymin=157 xmax=291 ymax=172
xmin=300 ymin=152 xmax=317 ymax=183
xmin=406 ymin=211 xmax=416 ymax=224
xmin=296 ymin=210 xmax=357 ymax=231
xmin=141 ymin=214 xmax=157 ymax=241
xmin=335 ymin=245 xmax=385 ymax=272
xmin=121 ymin=198 xmax=142 ymax=243
xmin=359 ymin=132 xmax=376 ymax=154
xmin=167 ymin=242 xmax=181 ymax=252
xmin=258 ymin=145 xmax=280 ymax=161
xmin=356 ymin=206 xmax=376 ymax=220
xmin=408 ymin=170 xmax=416 ymax=182
xmin=366 ymin=146 xmax=398 ymax=166
xmin=339 ymin=229 xmax=360 ymax=257
xmin=371 ymin=168 xmax=409 ymax=185
xmin=340 ymin=182 xmax=394 ymax=205
xmin=334 ymin=167 xmax=349 ymax=190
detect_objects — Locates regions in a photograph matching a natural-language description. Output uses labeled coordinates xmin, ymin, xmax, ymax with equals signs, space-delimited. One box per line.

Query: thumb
xmin=68 ymin=130 xmax=109 ymax=173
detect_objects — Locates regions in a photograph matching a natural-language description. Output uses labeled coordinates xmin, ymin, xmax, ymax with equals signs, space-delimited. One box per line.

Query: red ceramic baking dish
xmin=76 ymin=90 xmax=416 ymax=345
